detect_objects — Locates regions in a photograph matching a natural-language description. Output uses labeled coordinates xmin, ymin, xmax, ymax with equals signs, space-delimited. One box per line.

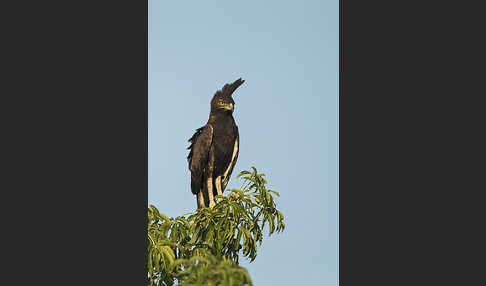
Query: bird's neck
xmin=208 ymin=111 xmax=234 ymax=124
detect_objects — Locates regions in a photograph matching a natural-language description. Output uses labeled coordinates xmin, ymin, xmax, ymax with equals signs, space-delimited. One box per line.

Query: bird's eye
xmin=218 ymin=101 xmax=225 ymax=106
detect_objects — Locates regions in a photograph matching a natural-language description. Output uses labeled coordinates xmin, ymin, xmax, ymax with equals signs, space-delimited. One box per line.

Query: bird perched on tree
xmin=187 ymin=78 xmax=244 ymax=209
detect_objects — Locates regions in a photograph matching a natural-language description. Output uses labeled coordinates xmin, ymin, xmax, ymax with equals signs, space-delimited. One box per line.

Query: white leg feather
xmin=215 ymin=176 xmax=223 ymax=196
xmin=207 ymin=177 xmax=215 ymax=207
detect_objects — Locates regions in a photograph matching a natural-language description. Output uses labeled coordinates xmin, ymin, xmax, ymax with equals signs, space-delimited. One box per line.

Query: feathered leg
xmin=207 ymin=148 xmax=216 ymax=208
xmin=196 ymin=191 xmax=205 ymax=209
xmin=207 ymin=177 xmax=215 ymax=207
xmin=215 ymin=176 xmax=223 ymax=196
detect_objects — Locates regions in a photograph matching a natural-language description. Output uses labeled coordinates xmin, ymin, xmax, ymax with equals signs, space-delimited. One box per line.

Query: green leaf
xmin=147 ymin=167 xmax=284 ymax=285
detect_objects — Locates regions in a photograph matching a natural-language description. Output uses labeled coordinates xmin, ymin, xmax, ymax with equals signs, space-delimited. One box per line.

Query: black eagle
xmin=187 ymin=78 xmax=244 ymax=209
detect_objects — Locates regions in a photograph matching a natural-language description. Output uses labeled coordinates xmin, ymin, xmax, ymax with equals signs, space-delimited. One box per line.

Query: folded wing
xmin=187 ymin=124 xmax=214 ymax=194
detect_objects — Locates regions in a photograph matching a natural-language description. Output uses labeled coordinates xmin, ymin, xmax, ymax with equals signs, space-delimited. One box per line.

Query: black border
xmin=340 ymin=1 xmax=483 ymax=285
xmin=4 ymin=1 xmax=147 ymax=285
xmin=339 ymin=0 xmax=428 ymax=283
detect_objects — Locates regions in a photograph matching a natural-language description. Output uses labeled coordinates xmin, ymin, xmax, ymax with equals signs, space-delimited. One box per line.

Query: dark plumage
xmin=187 ymin=78 xmax=244 ymax=209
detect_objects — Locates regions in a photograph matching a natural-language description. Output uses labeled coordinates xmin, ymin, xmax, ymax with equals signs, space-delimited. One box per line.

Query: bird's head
xmin=210 ymin=78 xmax=245 ymax=114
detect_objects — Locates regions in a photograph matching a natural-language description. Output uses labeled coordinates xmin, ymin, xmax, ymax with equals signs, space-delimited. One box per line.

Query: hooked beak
xmin=224 ymin=103 xmax=234 ymax=111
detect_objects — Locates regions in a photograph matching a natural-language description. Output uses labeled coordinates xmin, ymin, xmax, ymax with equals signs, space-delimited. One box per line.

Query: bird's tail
xmin=191 ymin=174 xmax=201 ymax=195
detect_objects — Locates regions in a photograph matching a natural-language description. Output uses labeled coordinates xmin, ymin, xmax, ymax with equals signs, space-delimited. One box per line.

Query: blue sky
xmin=148 ymin=1 xmax=338 ymax=285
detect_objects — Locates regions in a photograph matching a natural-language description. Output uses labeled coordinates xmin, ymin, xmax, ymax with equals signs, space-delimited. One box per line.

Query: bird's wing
xmin=187 ymin=124 xmax=214 ymax=194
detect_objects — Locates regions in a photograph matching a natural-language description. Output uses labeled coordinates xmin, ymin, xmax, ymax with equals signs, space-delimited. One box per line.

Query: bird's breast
xmin=211 ymin=133 xmax=238 ymax=175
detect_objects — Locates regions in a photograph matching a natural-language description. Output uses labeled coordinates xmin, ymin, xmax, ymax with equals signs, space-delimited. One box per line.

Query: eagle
xmin=187 ymin=78 xmax=244 ymax=209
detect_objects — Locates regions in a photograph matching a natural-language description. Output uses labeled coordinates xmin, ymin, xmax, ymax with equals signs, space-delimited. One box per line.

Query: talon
xmin=227 ymin=192 xmax=240 ymax=199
